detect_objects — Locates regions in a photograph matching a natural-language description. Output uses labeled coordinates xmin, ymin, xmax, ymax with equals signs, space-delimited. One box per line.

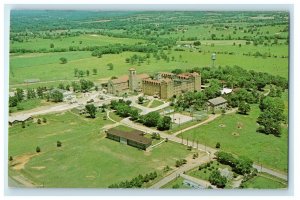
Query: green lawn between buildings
xmin=179 ymin=104 xmax=288 ymax=172
xmin=8 ymin=111 xmax=192 ymax=188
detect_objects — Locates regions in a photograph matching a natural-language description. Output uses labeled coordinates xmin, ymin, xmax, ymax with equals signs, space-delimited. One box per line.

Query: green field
xmin=10 ymin=34 xmax=145 ymax=51
xmin=9 ymin=99 xmax=53 ymax=113
xmin=10 ymin=43 xmax=288 ymax=87
xmin=179 ymin=105 xmax=288 ymax=172
xmin=241 ymin=173 xmax=287 ymax=189
xmin=8 ymin=111 xmax=192 ymax=187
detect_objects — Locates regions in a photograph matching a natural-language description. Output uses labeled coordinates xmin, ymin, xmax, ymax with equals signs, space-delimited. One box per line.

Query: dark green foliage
xmin=257 ymin=96 xmax=285 ymax=136
xmin=42 ymin=117 xmax=47 ymax=123
xmin=27 ymin=88 xmax=36 ymax=99
xmin=9 ymin=96 xmax=18 ymax=107
xmin=37 ymin=119 xmax=41 ymax=124
xmin=59 ymin=57 xmax=67 ymax=64
xmin=209 ymin=170 xmax=227 ymax=188
xmin=215 ymin=151 xmax=253 ymax=175
xmin=157 ymin=116 xmax=172 ymax=130
xmin=138 ymin=96 xmax=144 ymax=104
xmin=108 ymin=171 xmax=157 ymax=188
xmin=15 ymin=88 xmax=24 ymax=102
xmin=22 ymin=121 xmax=25 ymax=128
xmin=238 ymin=101 xmax=251 ymax=115
xmin=175 ymin=159 xmax=187 ymax=167
xmin=143 ymin=111 xmax=161 ymax=127
xmin=9 ymin=156 xmax=13 ymax=161
xmin=49 ymin=90 xmax=63 ymax=102
xmin=216 ymin=142 xmax=221 ymax=149
xmin=79 ymin=79 xmax=94 ymax=92
xmin=85 ymin=104 xmax=97 ymax=118
xmin=57 ymin=141 xmax=62 ymax=147
xmin=36 ymin=146 xmax=41 ymax=153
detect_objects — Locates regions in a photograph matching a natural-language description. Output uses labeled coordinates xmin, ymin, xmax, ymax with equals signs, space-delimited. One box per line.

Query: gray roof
xmin=9 ymin=114 xmax=32 ymax=123
xmin=208 ymin=97 xmax=227 ymax=106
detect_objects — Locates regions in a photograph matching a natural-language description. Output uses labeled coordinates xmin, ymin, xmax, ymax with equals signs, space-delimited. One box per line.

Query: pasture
xmin=179 ymin=104 xmax=288 ymax=172
xmin=8 ymin=111 xmax=192 ymax=187
xmin=9 ymin=44 xmax=288 ymax=88
xmin=10 ymin=34 xmax=145 ymax=51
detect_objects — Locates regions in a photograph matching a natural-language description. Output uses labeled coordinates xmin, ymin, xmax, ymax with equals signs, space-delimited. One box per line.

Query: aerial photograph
xmin=8 ymin=10 xmax=289 ymax=189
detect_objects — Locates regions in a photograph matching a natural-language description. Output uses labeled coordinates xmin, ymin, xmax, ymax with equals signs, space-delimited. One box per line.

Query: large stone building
xmin=107 ymin=68 xmax=201 ymax=99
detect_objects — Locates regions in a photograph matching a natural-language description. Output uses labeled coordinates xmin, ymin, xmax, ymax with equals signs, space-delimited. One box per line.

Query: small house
xmin=207 ymin=97 xmax=227 ymax=113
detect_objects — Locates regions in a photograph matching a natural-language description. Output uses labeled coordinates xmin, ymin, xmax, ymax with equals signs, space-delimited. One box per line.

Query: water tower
xmin=211 ymin=53 xmax=216 ymax=67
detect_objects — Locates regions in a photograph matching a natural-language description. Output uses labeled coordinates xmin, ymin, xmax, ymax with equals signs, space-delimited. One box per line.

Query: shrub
xmin=216 ymin=142 xmax=221 ymax=149
xmin=57 ymin=141 xmax=62 ymax=147
xmin=22 ymin=122 xmax=25 ymax=128
xmin=187 ymin=146 xmax=192 ymax=151
xmin=37 ymin=119 xmax=41 ymax=124
xmin=36 ymin=146 xmax=41 ymax=153
xmin=9 ymin=156 xmax=13 ymax=161
xmin=42 ymin=117 xmax=47 ymax=123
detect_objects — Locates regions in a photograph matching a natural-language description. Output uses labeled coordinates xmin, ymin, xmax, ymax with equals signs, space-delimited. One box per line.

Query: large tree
xmin=157 ymin=116 xmax=172 ymax=130
xmin=143 ymin=112 xmax=161 ymax=127
xmin=238 ymin=101 xmax=251 ymax=115
xmin=85 ymin=104 xmax=97 ymax=118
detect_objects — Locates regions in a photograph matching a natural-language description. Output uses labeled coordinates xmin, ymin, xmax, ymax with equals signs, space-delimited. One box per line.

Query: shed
xmin=208 ymin=97 xmax=227 ymax=112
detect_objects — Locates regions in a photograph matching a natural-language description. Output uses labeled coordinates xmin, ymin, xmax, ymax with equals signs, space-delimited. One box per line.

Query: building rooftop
xmin=9 ymin=114 xmax=32 ymax=123
xmin=111 ymin=73 xmax=149 ymax=84
xmin=208 ymin=96 xmax=227 ymax=106
xmin=106 ymin=128 xmax=152 ymax=145
xmin=220 ymin=88 xmax=233 ymax=95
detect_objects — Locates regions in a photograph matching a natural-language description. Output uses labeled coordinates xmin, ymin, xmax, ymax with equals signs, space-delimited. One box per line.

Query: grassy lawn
xmin=161 ymin=177 xmax=191 ymax=189
xmin=8 ymin=111 xmax=192 ymax=188
xmin=241 ymin=173 xmax=287 ymax=189
xmin=9 ymin=99 xmax=54 ymax=113
xmin=108 ymin=111 xmax=123 ymax=122
xmin=149 ymin=99 xmax=164 ymax=108
xmin=179 ymin=105 xmax=288 ymax=172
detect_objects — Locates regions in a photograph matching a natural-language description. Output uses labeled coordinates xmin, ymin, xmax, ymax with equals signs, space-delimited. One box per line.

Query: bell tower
xmin=128 ymin=68 xmax=137 ymax=91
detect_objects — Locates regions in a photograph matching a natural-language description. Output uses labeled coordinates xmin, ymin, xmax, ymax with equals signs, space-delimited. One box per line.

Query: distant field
xmin=179 ymin=104 xmax=288 ymax=172
xmin=9 ymin=46 xmax=288 ymax=87
xmin=10 ymin=34 xmax=145 ymax=51
xmin=8 ymin=111 xmax=191 ymax=187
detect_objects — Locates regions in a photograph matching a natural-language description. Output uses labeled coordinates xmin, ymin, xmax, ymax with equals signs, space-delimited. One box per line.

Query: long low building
xmin=8 ymin=114 xmax=32 ymax=125
xmin=105 ymin=127 xmax=152 ymax=150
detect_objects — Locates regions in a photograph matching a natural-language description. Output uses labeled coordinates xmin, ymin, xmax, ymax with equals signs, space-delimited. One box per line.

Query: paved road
xmin=253 ymin=164 xmax=288 ymax=181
